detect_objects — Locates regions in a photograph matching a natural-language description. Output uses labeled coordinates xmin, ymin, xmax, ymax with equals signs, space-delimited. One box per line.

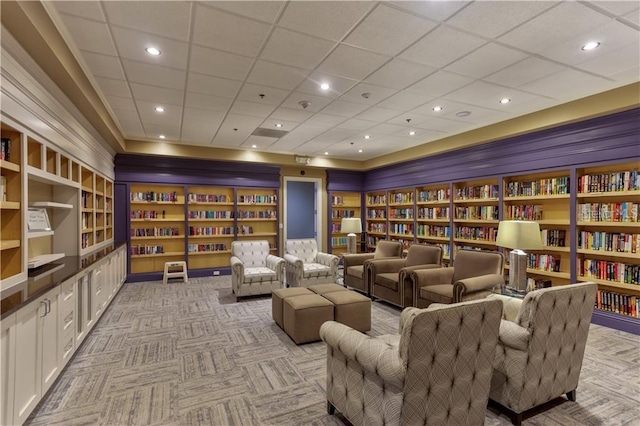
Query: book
xmin=0 ymin=138 xmax=10 ymax=161
xmin=0 ymin=175 xmax=5 ymax=201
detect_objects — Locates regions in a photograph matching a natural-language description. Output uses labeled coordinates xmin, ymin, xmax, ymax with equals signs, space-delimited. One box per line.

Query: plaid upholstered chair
xmin=284 ymin=239 xmax=339 ymax=287
xmin=487 ymin=282 xmax=597 ymax=426
xmin=320 ymin=298 xmax=503 ymax=426
xmin=230 ymin=240 xmax=285 ymax=300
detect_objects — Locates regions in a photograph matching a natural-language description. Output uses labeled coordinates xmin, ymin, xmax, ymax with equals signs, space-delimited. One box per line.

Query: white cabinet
xmin=1 ymin=312 xmax=16 ymax=426
xmin=41 ymin=287 xmax=60 ymax=395
xmin=58 ymin=277 xmax=76 ymax=365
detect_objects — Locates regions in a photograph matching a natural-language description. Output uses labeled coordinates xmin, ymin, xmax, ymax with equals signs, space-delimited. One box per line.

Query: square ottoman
xmin=308 ymin=283 xmax=348 ymax=295
xmin=272 ymin=287 xmax=314 ymax=329
xmin=323 ymin=290 xmax=371 ymax=333
xmin=283 ymin=294 xmax=334 ymax=344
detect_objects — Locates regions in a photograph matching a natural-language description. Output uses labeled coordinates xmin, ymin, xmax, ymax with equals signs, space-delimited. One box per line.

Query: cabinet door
xmin=14 ymin=299 xmax=43 ymax=424
xmin=1 ymin=313 xmax=16 ymax=426
xmin=92 ymin=265 xmax=105 ymax=319
xmin=41 ymin=287 xmax=60 ymax=394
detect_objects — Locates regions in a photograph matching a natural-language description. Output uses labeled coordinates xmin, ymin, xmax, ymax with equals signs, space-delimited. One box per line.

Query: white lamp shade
xmin=496 ymin=220 xmax=543 ymax=250
xmin=341 ymin=217 xmax=362 ymax=234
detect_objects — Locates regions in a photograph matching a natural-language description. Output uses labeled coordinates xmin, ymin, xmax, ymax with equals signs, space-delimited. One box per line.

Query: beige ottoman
xmin=323 ymin=290 xmax=371 ymax=333
xmin=308 ymin=283 xmax=348 ymax=295
xmin=283 ymin=294 xmax=334 ymax=344
xmin=272 ymin=287 xmax=314 ymax=329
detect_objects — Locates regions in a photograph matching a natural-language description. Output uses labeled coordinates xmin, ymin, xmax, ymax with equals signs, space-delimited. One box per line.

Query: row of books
xmin=389 ymin=223 xmax=414 ymax=235
xmin=390 ymin=192 xmax=413 ymax=204
xmin=596 ymin=290 xmax=639 ymax=318
xmin=417 ymin=224 xmax=450 ymax=238
xmin=454 ymin=226 xmax=498 ymax=241
xmin=541 ymin=229 xmax=566 ymax=247
xmin=577 ymin=231 xmax=639 ymax=253
xmin=367 ymin=209 xmax=386 ymax=219
xmin=131 ymin=191 xmax=179 ymax=202
xmin=367 ymin=194 xmax=387 ymax=205
xmin=505 ymin=177 xmax=570 ymax=197
xmin=81 ymin=233 xmax=91 ymax=249
xmin=0 ymin=176 xmax=5 ymax=202
xmin=579 ymin=170 xmax=639 ymax=193
xmin=81 ymin=212 xmax=92 ymax=229
xmin=454 ymin=205 xmax=499 ymax=220
xmin=188 ymin=227 xmax=234 ymax=236
xmin=331 ymin=236 xmax=347 ymax=247
xmin=577 ymin=202 xmax=639 ymax=222
xmin=237 ymin=210 xmax=276 ymax=219
xmin=189 ymin=210 xmax=233 ymax=219
xmin=0 ymin=138 xmax=12 ymax=161
xmin=131 ymin=227 xmax=179 ymax=237
xmin=368 ymin=223 xmax=386 ymax=233
xmin=390 ymin=238 xmax=412 ymax=250
xmin=417 ymin=207 xmax=449 ymax=219
xmin=527 ymin=254 xmax=561 ymax=272
xmin=367 ymin=235 xmax=384 ymax=247
xmin=389 ymin=208 xmax=413 ymax=219
xmin=579 ymin=259 xmax=639 ymax=284
xmin=81 ymin=191 xmax=92 ymax=209
xmin=417 ymin=188 xmax=450 ymax=202
xmin=332 ymin=209 xmax=357 ymax=219
xmin=187 ymin=193 xmax=230 ymax=203
xmin=505 ymin=204 xmax=544 ymax=221
xmin=187 ymin=244 xmax=227 ymax=253
xmin=131 ymin=210 xmax=165 ymax=219
xmin=237 ymin=194 xmax=276 ymax=204
xmin=455 ymin=184 xmax=499 ymax=200
xmin=131 ymin=245 xmax=164 ymax=255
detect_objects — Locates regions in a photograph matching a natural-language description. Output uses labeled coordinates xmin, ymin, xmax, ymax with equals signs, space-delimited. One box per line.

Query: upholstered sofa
xmin=284 ymin=239 xmax=339 ymax=287
xmin=230 ymin=240 xmax=285 ymax=299
xmin=410 ymin=249 xmax=504 ymax=308
xmin=369 ymin=244 xmax=443 ymax=307
xmin=487 ymin=282 xmax=597 ymax=425
xmin=320 ymin=298 xmax=503 ymax=425
xmin=341 ymin=240 xmax=403 ymax=295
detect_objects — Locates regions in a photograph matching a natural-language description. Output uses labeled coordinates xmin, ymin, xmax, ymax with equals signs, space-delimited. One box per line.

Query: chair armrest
xmin=454 ymin=274 xmax=504 ymax=301
xmin=409 ymin=267 xmax=454 ymax=288
xmin=486 ymin=294 xmax=523 ymax=322
xmin=368 ymin=258 xmax=407 ymax=275
xmin=266 ymin=254 xmax=285 ymax=280
xmin=399 ymin=307 xmax=421 ymax=334
xmin=230 ymin=256 xmax=244 ymax=287
xmin=498 ymin=320 xmax=530 ymax=351
xmin=230 ymin=256 xmax=244 ymax=272
xmin=342 ymin=253 xmax=375 ymax=268
xmin=320 ymin=321 xmax=405 ymax=389
xmin=401 ymin=264 xmax=441 ymax=273
xmin=284 ymin=253 xmax=302 ymax=266
xmin=316 ymin=252 xmax=339 ymax=269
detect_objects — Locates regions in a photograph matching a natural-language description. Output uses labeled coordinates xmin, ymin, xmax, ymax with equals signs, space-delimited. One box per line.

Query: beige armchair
xmin=369 ymin=244 xmax=443 ymax=307
xmin=410 ymin=249 xmax=504 ymax=308
xmin=487 ymin=282 xmax=597 ymax=426
xmin=320 ymin=298 xmax=503 ymax=426
xmin=230 ymin=240 xmax=285 ymax=300
xmin=341 ymin=240 xmax=403 ymax=295
xmin=284 ymin=239 xmax=339 ymax=287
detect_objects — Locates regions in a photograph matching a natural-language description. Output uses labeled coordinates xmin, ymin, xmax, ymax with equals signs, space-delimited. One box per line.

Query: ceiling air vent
xmin=251 ymin=128 xmax=289 ymax=138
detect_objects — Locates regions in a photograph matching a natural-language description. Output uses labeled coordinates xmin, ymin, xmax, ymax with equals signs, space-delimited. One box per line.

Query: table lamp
xmin=341 ymin=217 xmax=362 ymax=254
xmin=496 ymin=220 xmax=542 ymax=292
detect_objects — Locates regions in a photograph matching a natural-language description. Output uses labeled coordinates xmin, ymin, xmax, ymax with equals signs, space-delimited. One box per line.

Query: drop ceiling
xmin=43 ymin=1 xmax=640 ymax=161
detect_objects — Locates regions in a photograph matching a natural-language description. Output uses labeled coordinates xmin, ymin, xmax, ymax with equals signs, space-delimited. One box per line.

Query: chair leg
xmin=567 ymin=389 xmax=576 ymax=401
xmin=512 ymin=412 xmax=523 ymax=426
xmin=327 ymin=401 xmax=336 ymax=415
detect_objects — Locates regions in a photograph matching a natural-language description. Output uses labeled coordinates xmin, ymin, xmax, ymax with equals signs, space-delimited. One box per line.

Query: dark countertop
xmin=1 ymin=243 xmax=126 ymax=319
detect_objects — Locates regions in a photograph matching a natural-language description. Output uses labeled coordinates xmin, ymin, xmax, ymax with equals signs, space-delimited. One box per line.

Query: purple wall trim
xmin=592 ymin=310 xmax=640 ymax=335
xmin=114 ymin=183 xmax=128 ymax=245
xmin=327 ymin=169 xmax=365 ymax=191
xmin=364 ymin=108 xmax=640 ymax=191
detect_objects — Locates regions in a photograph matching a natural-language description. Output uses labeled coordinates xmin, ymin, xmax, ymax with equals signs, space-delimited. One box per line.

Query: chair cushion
xmin=346 ymin=265 xmax=364 ymax=278
xmin=420 ymin=284 xmax=453 ymax=304
xmin=286 ymin=239 xmax=318 ymax=264
xmin=373 ymin=240 xmax=402 ymax=259
xmin=376 ymin=272 xmax=399 ymax=291
xmin=405 ymin=244 xmax=441 ymax=267
xmin=452 ymin=249 xmax=503 ymax=282
xmin=231 ymin=241 xmax=270 ymax=267
xmin=244 ymin=267 xmax=277 ymax=283
xmin=303 ymin=262 xmax=331 ymax=278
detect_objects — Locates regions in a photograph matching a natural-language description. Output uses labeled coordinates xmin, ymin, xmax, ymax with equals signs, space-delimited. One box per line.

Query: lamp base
xmin=507 ymin=249 xmax=528 ymax=292
xmin=346 ymin=233 xmax=357 ymax=254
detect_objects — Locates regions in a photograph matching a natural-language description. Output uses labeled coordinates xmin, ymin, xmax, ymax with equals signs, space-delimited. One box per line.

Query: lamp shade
xmin=341 ymin=217 xmax=362 ymax=234
xmin=496 ymin=220 xmax=543 ymax=250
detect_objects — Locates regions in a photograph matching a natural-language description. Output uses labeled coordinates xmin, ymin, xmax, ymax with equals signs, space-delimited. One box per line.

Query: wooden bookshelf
xmin=387 ymin=187 xmax=414 ymax=254
xmin=330 ymin=191 xmax=361 ymax=254
xmin=1 ymin=123 xmax=23 ymax=284
xmin=416 ymin=183 xmax=451 ymax=261
xmin=365 ymin=190 xmax=387 ymax=251
xmin=236 ymin=187 xmax=278 ymax=253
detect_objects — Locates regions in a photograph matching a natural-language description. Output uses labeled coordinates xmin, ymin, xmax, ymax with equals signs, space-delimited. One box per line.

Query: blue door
xmin=286 ymin=181 xmax=315 ymax=239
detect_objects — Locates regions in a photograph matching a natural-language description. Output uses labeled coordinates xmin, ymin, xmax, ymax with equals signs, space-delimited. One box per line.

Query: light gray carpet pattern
xmin=25 ymin=276 xmax=640 ymax=426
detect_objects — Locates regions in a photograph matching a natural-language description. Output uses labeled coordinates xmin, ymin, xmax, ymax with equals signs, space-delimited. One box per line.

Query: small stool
xmin=283 ymin=294 xmax=334 ymax=344
xmin=323 ymin=291 xmax=371 ymax=333
xmin=163 ymin=261 xmax=188 ymax=285
xmin=308 ymin=283 xmax=349 ymax=295
xmin=272 ymin=287 xmax=313 ymax=329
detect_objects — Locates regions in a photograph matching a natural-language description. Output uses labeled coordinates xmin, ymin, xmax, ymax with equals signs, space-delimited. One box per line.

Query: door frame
xmin=282 ymin=176 xmax=323 ymax=250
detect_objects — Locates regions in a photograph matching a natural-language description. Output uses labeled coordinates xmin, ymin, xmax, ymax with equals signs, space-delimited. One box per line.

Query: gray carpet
xmin=25 ymin=276 xmax=640 ymax=425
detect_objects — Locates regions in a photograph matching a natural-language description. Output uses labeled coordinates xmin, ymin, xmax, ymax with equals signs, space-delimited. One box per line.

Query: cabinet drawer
xmin=60 ymin=333 xmax=74 ymax=364
xmin=60 ymin=281 xmax=75 ymax=315
xmin=60 ymin=309 xmax=75 ymax=335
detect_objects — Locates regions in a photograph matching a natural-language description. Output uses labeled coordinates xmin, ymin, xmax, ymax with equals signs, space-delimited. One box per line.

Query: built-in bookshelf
xmin=187 ymin=186 xmax=235 ymax=269
xmin=236 ymin=187 xmax=278 ymax=252
xmin=452 ymin=178 xmax=499 ymax=258
xmin=503 ymin=170 xmax=572 ymax=285
xmin=330 ymin=191 xmax=361 ymax=254
xmin=416 ymin=183 xmax=451 ymax=261
xmin=576 ymin=162 xmax=639 ymax=319
xmin=1 ymin=123 xmax=23 ymax=285
xmin=365 ymin=190 xmax=387 ymax=251
xmin=388 ymin=187 xmax=414 ymax=254
xmin=129 ymin=184 xmax=185 ymax=273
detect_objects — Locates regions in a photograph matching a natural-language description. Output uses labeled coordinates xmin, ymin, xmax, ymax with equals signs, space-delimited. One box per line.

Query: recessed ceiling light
xmin=456 ymin=111 xmax=471 ymax=117
xmin=159 ymin=135 xmax=165 ymax=139
xmin=251 ymin=144 xmax=257 ymax=148
xmin=320 ymin=83 xmax=330 ymax=91
xmin=432 ymin=106 xmax=443 ymax=112
xmin=409 ymin=131 xmax=416 ymax=136
xmin=154 ymin=106 xmax=165 ymax=112
xmin=358 ymin=149 xmax=363 ymax=153
xmin=499 ymin=98 xmax=511 ymax=104
xmin=145 ymin=47 xmax=161 ymax=56
xmin=581 ymin=41 xmax=600 ymax=51
xmin=274 ymin=123 xmax=283 ymax=128
xmin=324 ymin=152 xmax=329 ymax=155
xmin=364 ymin=135 xmax=370 ymax=139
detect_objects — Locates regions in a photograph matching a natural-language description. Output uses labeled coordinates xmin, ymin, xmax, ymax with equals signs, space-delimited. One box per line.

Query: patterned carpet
xmin=25 ymin=276 xmax=640 ymax=426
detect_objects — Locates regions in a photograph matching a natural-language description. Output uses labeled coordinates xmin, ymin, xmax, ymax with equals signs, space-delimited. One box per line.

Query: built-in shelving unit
xmin=365 ymin=190 xmax=387 ymax=251
xmin=330 ymin=191 xmax=362 ymax=254
xmin=416 ymin=183 xmax=451 ymax=261
xmin=0 ymin=123 xmax=23 ymax=286
xmin=236 ymin=187 xmax=278 ymax=252
xmin=388 ymin=187 xmax=414 ymax=254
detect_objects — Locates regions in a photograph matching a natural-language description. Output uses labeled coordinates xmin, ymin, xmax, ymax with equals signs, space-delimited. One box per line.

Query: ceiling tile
xmin=182 ymin=108 xmax=225 ymax=125
xmin=304 ymin=113 xmax=347 ymax=127
xmin=207 ymin=1 xmax=285 ymax=23
xmin=444 ymin=80 xmax=518 ymax=105
xmin=259 ymin=118 xmax=300 ymax=131
xmin=422 ymin=98 xmax=510 ymax=124
xmin=94 ymin=77 xmax=131 ymax=98
xmin=50 ymin=2 xmax=106 ymax=21
xmin=269 ymin=107 xmax=313 ymax=123
xmin=356 ymin=107 xmax=403 ymax=122
xmin=368 ymin=123 xmax=409 ymax=135
xmin=588 ymin=1 xmax=640 ymax=17
xmin=186 ymin=73 xmax=242 ymax=99
xmin=365 ymin=59 xmax=436 ymax=90
xmin=447 ymin=1 xmax=556 ymax=38
xmin=312 ymin=128 xmax=358 ymax=144
xmin=228 ymin=100 xmax=277 ymax=118
xmin=237 ymin=84 xmax=291 ymax=106
xmin=242 ymin=135 xmax=279 ymax=149
xmin=399 ymin=26 xmax=487 ymax=68
xmin=105 ymin=95 xmax=136 ymax=112
xmin=193 ymin=4 xmax=271 ymax=57
xmin=104 ymin=1 xmax=191 ymax=41
xmin=184 ymin=92 xmax=233 ymax=113
xmin=297 ymin=73 xmax=358 ymax=98
xmin=317 ymin=44 xmax=390 ymax=80
xmin=113 ymin=109 xmax=144 ymax=137
xmin=136 ymin=100 xmax=182 ymax=126
xmin=280 ymin=93 xmax=334 ymax=112
xmin=217 ymin=113 xmax=265 ymax=136
xmin=609 ymin=65 xmax=640 ymax=83
xmin=390 ymin=1 xmax=470 ymax=22
xmin=445 ymin=43 xmax=528 ymax=79
xmin=60 ymin=15 xmax=117 ymax=55
xmin=142 ymin=123 xmax=181 ymax=140
xmin=406 ymin=70 xmax=474 ymax=98
xmin=337 ymin=118 xmax=377 ymax=131
xmin=181 ymin=121 xmax=217 ymax=144
xmin=81 ymin=52 xmax=126 ymax=80
xmin=130 ymin=83 xmax=184 ymax=106
xmin=416 ymin=116 xmax=473 ymax=133
xmin=520 ymin=68 xmax=615 ymax=98
xmin=247 ymin=60 xmax=307 ymax=90
xmin=378 ymin=91 xmax=432 ymax=111
xmin=111 ymin=27 xmax=188 ymax=70
xmin=122 ymin=60 xmax=186 ymax=90
xmin=340 ymin=83 xmax=399 ymax=105
xmin=483 ymin=57 xmax=564 ymax=88
xmin=261 ymin=28 xmax=336 ymax=70
xmin=575 ymin=43 xmax=640 ymax=78
xmin=385 ymin=112 xmax=431 ymax=127
xmin=278 ymin=1 xmax=374 ymax=41
xmin=345 ymin=4 xmax=436 ymax=56
xmin=189 ymin=45 xmax=253 ymax=81
xmin=623 ymin=8 xmax=640 ymax=25
xmin=320 ymin=100 xmax=371 ymax=118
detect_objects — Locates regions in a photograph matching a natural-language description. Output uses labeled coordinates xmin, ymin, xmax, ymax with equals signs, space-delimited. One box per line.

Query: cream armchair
xmin=487 ymin=282 xmax=597 ymax=426
xmin=284 ymin=239 xmax=339 ymax=287
xmin=410 ymin=249 xmax=504 ymax=308
xmin=369 ymin=244 xmax=443 ymax=307
xmin=320 ymin=298 xmax=503 ymax=426
xmin=230 ymin=240 xmax=285 ymax=300
xmin=342 ymin=240 xmax=403 ymax=295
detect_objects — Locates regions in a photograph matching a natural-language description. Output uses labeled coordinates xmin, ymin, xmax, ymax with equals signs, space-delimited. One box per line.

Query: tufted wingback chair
xmin=284 ymin=239 xmax=339 ymax=287
xmin=320 ymin=298 xmax=503 ymax=426
xmin=487 ymin=282 xmax=597 ymax=426
xmin=230 ymin=240 xmax=285 ymax=300
xmin=342 ymin=240 xmax=403 ymax=295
